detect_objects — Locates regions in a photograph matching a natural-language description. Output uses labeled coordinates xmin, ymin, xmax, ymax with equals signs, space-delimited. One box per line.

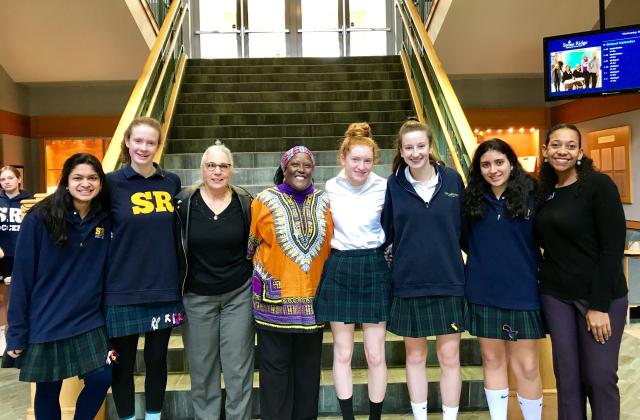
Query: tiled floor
xmin=1 ymin=325 xmax=639 ymax=419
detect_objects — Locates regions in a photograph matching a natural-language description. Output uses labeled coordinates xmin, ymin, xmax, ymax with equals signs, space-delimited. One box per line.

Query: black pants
xmin=110 ymin=328 xmax=172 ymax=417
xmin=257 ymin=329 xmax=323 ymax=420
xmin=542 ymin=294 xmax=627 ymax=420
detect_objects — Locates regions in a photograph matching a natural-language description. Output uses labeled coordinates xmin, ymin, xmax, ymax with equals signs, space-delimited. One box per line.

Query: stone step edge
xmin=139 ymin=331 xmax=477 ymax=350
xmin=180 ymin=79 xmax=406 ymax=86
xmin=120 ymin=365 xmax=485 ymax=392
xmin=173 ymin=110 xmax=411 ymax=117
xmin=183 ymin=70 xmax=405 ymax=77
xmin=175 ymin=99 xmax=412 ymax=105
xmin=165 ymin=148 xmax=396 ymax=157
xmin=171 ymin=121 xmax=402 ymax=128
xmin=179 ymin=88 xmax=410 ymax=95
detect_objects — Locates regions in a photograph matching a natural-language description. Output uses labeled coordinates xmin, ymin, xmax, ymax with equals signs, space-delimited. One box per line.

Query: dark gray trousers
xmin=541 ymin=294 xmax=628 ymax=420
xmin=182 ymin=280 xmax=254 ymax=420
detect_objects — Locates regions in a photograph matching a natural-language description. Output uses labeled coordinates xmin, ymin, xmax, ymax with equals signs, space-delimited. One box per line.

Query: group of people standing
xmin=0 ymin=116 xmax=628 ymax=420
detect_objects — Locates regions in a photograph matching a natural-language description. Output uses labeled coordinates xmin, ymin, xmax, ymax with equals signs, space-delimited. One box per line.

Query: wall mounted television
xmin=544 ymin=24 xmax=640 ymax=101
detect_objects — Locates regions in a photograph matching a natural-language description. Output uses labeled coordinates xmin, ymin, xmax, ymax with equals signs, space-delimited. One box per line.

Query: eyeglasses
xmin=204 ymin=162 xmax=232 ymax=172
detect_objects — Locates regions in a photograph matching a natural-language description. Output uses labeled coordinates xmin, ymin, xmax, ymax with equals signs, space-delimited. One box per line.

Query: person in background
xmin=535 ymin=123 xmax=628 ymax=420
xmin=177 ymin=142 xmax=254 ymax=420
xmin=463 ymin=139 xmax=544 ymax=420
xmin=562 ymin=64 xmax=574 ymax=90
xmin=572 ymin=64 xmax=585 ymax=89
xmin=105 ymin=117 xmax=184 ymax=420
xmin=581 ymin=54 xmax=590 ymax=88
xmin=382 ymin=119 xmax=466 ymax=420
xmin=588 ymin=51 xmax=600 ymax=89
xmin=3 ymin=153 xmax=112 ymax=420
xmin=315 ymin=123 xmax=390 ymax=420
xmin=0 ymin=166 xmax=32 ymax=355
xmin=248 ymin=146 xmax=333 ymax=420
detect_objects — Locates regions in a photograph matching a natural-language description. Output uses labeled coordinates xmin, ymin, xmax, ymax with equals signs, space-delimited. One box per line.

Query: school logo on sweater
xmin=0 ymin=206 xmax=22 ymax=231
xmin=95 ymin=227 xmax=105 ymax=239
xmin=130 ymin=191 xmax=174 ymax=215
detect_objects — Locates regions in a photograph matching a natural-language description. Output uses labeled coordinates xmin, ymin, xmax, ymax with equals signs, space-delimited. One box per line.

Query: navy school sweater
xmin=6 ymin=204 xmax=111 ymax=350
xmin=382 ymin=163 xmax=466 ymax=297
xmin=0 ymin=190 xmax=33 ymax=257
xmin=465 ymin=192 xmax=541 ymax=310
xmin=104 ymin=164 xmax=182 ymax=306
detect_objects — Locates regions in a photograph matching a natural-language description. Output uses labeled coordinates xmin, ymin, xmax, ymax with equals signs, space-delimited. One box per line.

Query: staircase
xmin=163 ymin=55 xmax=411 ymax=193
xmin=105 ymin=55 xmax=488 ymax=418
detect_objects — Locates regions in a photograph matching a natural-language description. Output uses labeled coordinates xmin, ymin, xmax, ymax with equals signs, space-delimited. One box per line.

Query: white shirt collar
xmin=405 ymin=166 xmax=439 ymax=188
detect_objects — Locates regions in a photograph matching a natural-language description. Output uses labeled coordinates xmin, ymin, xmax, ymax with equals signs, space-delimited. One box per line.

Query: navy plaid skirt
xmin=388 ymin=295 xmax=467 ymax=337
xmin=1 ymin=327 xmax=110 ymax=382
xmin=105 ymin=301 xmax=185 ymax=338
xmin=314 ymin=248 xmax=391 ymax=324
xmin=467 ymin=303 xmax=546 ymax=340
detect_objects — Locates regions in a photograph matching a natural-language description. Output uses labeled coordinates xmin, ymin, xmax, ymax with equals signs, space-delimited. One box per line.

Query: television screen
xmin=544 ymin=25 xmax=640 ymax=101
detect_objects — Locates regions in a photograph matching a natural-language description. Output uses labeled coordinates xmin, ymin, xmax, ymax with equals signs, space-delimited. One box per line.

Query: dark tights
xmin=110 ymin=328 xmax=172 ymax=418
xmin=34 ymin=367 xmax=112 ymax=420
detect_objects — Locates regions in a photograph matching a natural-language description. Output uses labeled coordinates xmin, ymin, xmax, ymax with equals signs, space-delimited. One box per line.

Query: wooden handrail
xmin=398 ymin=0 xmax=477 ymax=162
xmin=138 ymin=0 xmax=161 ymax=35
xmin=102 ymin=0 xmax=182 ymax=173
xmin=396 ymin=1 xmax=467 ymax=182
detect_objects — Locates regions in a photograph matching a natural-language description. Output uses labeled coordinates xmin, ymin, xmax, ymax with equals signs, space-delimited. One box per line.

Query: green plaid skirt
xmin=105 ymin=301 xmax=185 ymax=338
xmin=1 ymin=327 xmax=110 ymax=382
xmin=467 ymin=303 xmax=546 ymax=340
xmin=388 ymin=295 xmax=467 ymax=337
xmin=314 ymin=248 xmax=391 ymax=324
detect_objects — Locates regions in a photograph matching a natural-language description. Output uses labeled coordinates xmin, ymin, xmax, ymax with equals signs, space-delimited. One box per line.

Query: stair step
xmin=171 ymin=110 xmax=412 ymax=126
xmin=169 ymin=121 xmax=402 ymax=139
xmin=186 ymin=62 xmax=403 ymax=75
xmin=180 ymin=80 xmax=408 ymax=93
xmin=187 ymin=55 xmax=400 ymax=66
xmin=177 ymin=89 xmax=411 ymax=103
xmin=171 ymin=165 xmax=394 ymax=186
xmin=105 ymin=366 xmax=486 ymax=419
xmin=163 ymin=149 xmax=397 ymax=169
xmin=183 ymin=71 xmax=406 ymax=84
xmin=174 ymin=99 xmax=413 ymax=114
xmin=165 ymin=136 xmax=398 ymax=154
xmin=133 ymin=332 xmax=482 ymax=375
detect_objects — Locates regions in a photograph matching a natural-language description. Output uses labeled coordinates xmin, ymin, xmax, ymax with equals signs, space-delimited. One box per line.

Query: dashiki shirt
xmin=248 ymin=186 xmax=333 ymax=332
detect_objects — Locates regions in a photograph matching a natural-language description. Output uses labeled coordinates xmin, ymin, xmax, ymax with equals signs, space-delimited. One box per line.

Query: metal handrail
xmin=102 ymin=0 xmax=189 ymax=172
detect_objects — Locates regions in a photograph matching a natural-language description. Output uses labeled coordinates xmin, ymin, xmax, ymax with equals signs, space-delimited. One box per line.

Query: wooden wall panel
xmin=464 ymin=107 xmax=550 ymax=129
xmin=550 ymin=94 xmax=640 ymax=125
xmin=30 ymin=115 xmax=119 ymax=138
xmin=0 ymin=110 xmax=30 ymax=137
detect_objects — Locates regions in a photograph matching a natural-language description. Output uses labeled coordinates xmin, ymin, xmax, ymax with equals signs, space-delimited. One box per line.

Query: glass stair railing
xmin=395 ymin=0 xmax=476 ymax=183
xmin=102 ymin=0 xmax=189 ymax=172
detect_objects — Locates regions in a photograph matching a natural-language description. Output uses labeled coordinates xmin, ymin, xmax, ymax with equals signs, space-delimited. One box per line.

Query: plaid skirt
xmin=105 ymin=300 xmax=185 ymax=338
xmin=1 ymin=326 xmax=110 ymax=382
xmin=467 ymin=303 xmax=546 ymax=340
xmin=388 ymin=295 xmax=467 ymax=338
xmin=314 ymin=248 xmax=391 ymax=324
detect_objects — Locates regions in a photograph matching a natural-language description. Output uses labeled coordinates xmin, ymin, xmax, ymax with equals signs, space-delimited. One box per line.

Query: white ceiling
xmin=428 ymin=0 xmax=638 ymax=77
xmin=0 ymin=0 xmax=152 ymax=83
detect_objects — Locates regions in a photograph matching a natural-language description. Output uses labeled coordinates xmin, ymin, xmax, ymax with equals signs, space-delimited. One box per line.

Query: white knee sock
xmin=517 ymin=394 xmax=542 ymax=420
xmin=410 ymin=400 xmax=428 ymax=420
xmin=484 ymin=387 xmax=509 ymax=420
xmin=441 ymin=404 xmax=459 ymax=420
